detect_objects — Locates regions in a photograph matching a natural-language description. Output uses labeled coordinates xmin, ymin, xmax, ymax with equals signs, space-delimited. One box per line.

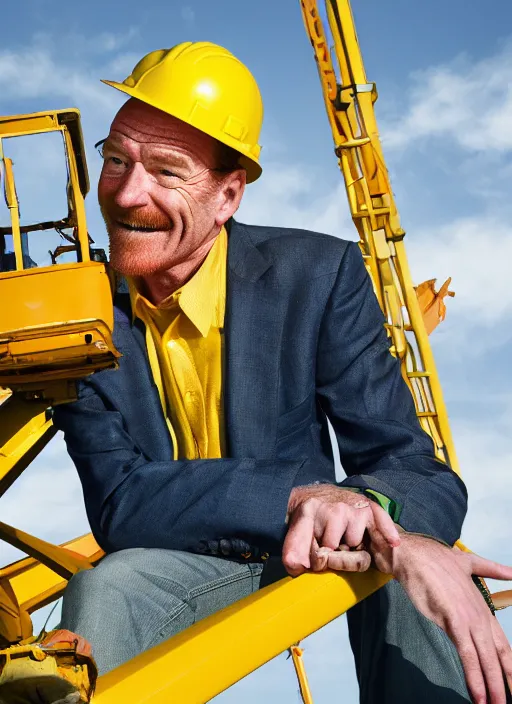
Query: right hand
xmin=283 ymin=484 xmax=400 ymax=576
xmin=370 ymin=533 xmax=512 ymax=704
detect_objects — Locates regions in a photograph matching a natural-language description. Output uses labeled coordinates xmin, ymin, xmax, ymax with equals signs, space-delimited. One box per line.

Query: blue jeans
xmin=61 ymin=548 xmax=471 ymax=703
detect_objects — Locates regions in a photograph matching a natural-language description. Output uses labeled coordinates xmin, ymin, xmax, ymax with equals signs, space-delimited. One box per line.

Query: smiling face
xmin=98 ymin=98 xmax=245 ymax=278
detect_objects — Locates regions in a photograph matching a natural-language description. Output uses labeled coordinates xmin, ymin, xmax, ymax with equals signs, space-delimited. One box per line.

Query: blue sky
xmin=1 ymin=1 xmax=512 ymax=702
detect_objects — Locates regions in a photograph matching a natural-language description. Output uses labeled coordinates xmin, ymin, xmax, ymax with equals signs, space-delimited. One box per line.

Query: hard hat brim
xmin=101 ymin=79 xmax=262 ymax=184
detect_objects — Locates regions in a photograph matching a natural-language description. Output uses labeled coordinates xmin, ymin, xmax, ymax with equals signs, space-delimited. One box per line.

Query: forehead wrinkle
xmin=113 ymin=115 xmax=188 ymax=142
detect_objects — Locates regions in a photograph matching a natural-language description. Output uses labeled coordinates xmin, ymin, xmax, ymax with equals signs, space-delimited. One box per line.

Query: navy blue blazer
xmin=53 ymin=220 xmax=467 ymax=559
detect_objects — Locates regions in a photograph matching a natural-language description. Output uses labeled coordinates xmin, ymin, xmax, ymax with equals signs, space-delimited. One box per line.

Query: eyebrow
xmin=103 ymin=137 xmax=195 ymax=169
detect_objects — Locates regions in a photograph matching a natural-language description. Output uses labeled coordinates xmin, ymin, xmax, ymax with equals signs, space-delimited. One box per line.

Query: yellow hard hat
xmin=101 ymin=42 xmax=263 ymax=183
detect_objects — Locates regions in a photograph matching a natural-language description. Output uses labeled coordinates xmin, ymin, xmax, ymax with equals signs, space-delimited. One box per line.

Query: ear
xmin=214 ymin=169 xmax=247 ymax=227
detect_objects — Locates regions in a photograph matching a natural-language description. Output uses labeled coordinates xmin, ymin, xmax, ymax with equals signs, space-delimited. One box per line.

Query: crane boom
xmin=300 ymin=0 xmax=458 ymax=472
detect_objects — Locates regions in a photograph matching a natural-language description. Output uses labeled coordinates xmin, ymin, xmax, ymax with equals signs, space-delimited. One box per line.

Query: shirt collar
xmin=128 ymin=226 xmax=227 ymax=338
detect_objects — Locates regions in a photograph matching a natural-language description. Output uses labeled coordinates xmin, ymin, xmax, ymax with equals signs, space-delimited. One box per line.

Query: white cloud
xmin=381 ymin=43 xmax=512 ymax=153
xmin=0 ymin=33 xmax=131 ymax=129
xmin=407 ymin=214 xmax=512 ymax=327
xmin=457 ymin=416 xmax=512 ymax=556
xmin=238 ymin=162 xmax=355 ymax=238
xmin=181 ymin=6 xmax=196 ymax=26
xmin=0 ymin=48 xmax=117 ymax=115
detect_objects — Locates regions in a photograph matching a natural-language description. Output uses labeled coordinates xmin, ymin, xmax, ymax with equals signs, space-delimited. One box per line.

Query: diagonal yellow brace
xmin=93 ymin=569 xmax=391 ymax=703
xmin=0 ymin=395 xmax=56 ymax=498
xmin=0 ymin=521 xmax=94 ymax=581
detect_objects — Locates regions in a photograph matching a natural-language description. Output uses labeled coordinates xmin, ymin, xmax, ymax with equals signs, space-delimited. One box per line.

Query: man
xmin=3 ymin=42 xmax=511 ymax=704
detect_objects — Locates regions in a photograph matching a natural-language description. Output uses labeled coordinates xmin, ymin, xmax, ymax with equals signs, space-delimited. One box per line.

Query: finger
xmin=311 ymin=546 xmax=332 ymax=572
xmin=310 ymin=537 xmax=330 ymax=572
xmin=490 ymin=617 xmax=512 ymax=697
xmin=450 ymin=631 xmax=487 ymax=704
xmin=469 ymin=553 xmax=512 ymax=582
xmin=283 ymin=509 xmax=316 ymax=576
xmin=368 ymin=503 xmax=401 ymax=547
xmin=343 ymin=508 xmax=373 ymax=548
xmin=320 ymin=506 xmax=348 ymax=550
xmin=325 ymin=549 xmax=371 ymax=573
xmin=472 ymin=625 xmax=506 ymax=704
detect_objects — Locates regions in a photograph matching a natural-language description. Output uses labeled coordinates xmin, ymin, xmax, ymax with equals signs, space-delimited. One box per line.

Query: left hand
xmin=371 ymin=532 xmax=512 ymax=704
xmin=283 ymin=484 xmax=400 ymax=576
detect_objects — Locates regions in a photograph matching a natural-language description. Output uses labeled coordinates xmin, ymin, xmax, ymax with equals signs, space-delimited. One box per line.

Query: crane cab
xmin=0 ymin=110 xmax=119 ymax=404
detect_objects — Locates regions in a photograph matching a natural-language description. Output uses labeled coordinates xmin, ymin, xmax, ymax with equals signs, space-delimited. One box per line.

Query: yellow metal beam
xmin=0 ymin=394 xmax=56 ymax=496
xmin=2 ymin=157 xmax=23 ymax=271
xmin=290 ymin=645 xmax=314 ymax=704
xmin=1 ymin=533 xmax=103 ymax=615
xmin=94 ymin=569 xmax=391 ymax=703
xmin=0 ymin=521 xmax=95 ymax=581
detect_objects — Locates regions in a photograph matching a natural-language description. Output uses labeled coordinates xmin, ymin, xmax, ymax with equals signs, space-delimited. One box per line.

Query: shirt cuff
xmin=342 ymin=486 xmax=402 ymax=522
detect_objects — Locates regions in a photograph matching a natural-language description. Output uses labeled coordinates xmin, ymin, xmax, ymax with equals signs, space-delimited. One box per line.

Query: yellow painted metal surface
xmin=94 ymin=570 xmax=391 ymax=703
xmin=0 ymin=109 xmax=89 ymax=197
xmin=0 ymin=394 xmax=55 ymax=494
xmin=300 ymin=0 xmax=459 ymax=473
xmin=0 ymin=110 xmax=119 ymax=403
xmin=0 ymin=263 xmax=118 ymax=395
xmin=0 ymin=263 xmax=113 ymax=332
xmin=290 ymin=645 xmax=314 ymax=704
xmin=2 ymin=158 xmax=23 ymax=271
xmin=0 ymin=522 xmax=94 ymax=581
xmin=2 ymin=534 xmax=103 ymax=614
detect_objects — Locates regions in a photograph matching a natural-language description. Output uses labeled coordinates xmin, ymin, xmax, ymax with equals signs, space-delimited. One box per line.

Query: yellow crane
xmin=0 ymin=1 xmax=509 ymax=702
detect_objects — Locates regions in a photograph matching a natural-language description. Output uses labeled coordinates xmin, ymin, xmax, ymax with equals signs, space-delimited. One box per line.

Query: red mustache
xmin=103 ymin=205 xmax=171 ymax=231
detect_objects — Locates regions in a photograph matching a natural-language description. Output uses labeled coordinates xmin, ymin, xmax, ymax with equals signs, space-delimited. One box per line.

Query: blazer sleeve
xmin=316 ymin=241 xmax=467 ymax=545
xmin=52 ymin=387 xmax=319 ymax=555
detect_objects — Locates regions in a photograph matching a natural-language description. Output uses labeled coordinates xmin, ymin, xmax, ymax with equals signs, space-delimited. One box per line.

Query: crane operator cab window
xmin=0 ymin=235 xmax=16 ymax=272
xmin=0 ymin=128 xmax=106 ymax=273
xmin=0 ymin=235 xmax=38 ymax=272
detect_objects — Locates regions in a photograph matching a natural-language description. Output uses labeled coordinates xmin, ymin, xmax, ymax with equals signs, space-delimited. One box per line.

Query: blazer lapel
xmin=225 ymin=221 xmax=284 ymax=459
xmin=94 ymin=292 xmax=173 ymax=462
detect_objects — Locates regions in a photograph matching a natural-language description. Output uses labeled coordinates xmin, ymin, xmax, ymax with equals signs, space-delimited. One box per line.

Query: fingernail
xmin=316 ymin=547 xmax=333 ymax=557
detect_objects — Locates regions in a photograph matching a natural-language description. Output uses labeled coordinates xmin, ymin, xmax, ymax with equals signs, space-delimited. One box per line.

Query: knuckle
xmin=282 ymin=552 xmax=299 ymax=570
xmin=472 ymin=690 xmax=487 ymax=704
xmin=497 ymin=639 xmax=510 ymax=656
xmin=301 ymin=497 xmax=320 ymax=514
xmin=322 ymin=536 xmax=340 ymax=550
xmin=456 ymin=642 xmax=476 ymax=661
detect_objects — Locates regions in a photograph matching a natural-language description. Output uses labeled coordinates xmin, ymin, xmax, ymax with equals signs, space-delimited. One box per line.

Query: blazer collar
xmin=227 ymin=219 xmax=273 ymax=282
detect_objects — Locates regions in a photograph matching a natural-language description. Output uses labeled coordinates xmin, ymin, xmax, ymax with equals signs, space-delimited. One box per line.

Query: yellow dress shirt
xmin=128 ymin=228 xmax=227 ymax=460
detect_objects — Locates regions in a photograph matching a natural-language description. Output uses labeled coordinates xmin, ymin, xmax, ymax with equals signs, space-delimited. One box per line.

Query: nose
xmin=112 ymin=162 xmax=152 ymax=210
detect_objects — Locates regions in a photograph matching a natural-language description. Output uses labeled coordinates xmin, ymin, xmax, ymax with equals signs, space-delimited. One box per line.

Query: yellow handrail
xmin=93 ymin=570 xmax=391 ymax=703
